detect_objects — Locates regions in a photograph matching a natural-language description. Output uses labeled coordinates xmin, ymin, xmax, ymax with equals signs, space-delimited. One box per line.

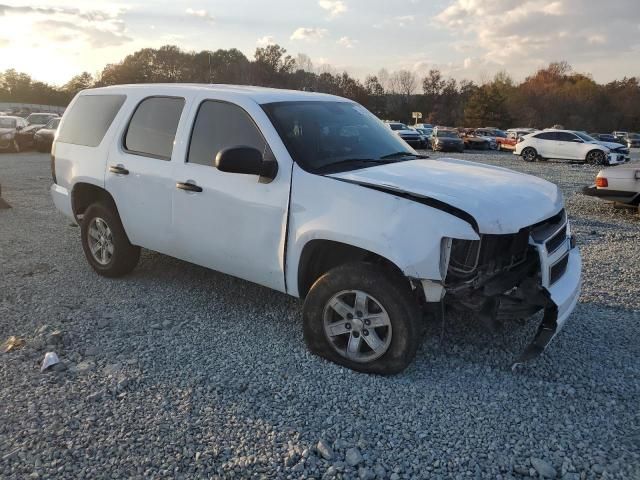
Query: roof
xmin=81 ymin=84 xmax=345 ymax=104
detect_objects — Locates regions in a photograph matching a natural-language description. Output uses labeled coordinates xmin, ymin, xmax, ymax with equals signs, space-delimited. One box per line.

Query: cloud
xmin=290 ymin=27 xmax=328 ymax=41
xmin=394 ymin=15 xmax=415 ymax=27
xmin=185 ymin=8 xmax=214 ymax=22
xmin=0 ymin=4 xmax=131 ymax=48
xmin=256 ymin=35 xmax=275 ymax=47
xmin=434 ymin=0 xmax=640 ymax=74
xmin=337 ymin=36 xmax=355 ymax=48
xmin=318 ymin=1 xmax=347 ymax=18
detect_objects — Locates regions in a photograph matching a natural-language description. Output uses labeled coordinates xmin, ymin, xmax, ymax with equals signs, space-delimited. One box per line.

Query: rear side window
xmin=534 ymin=132 xmax=557 ymax=141
xmin=187 ymin=100 xmax=269 ymax=167
xmin=57 ymin=95 xmax=126 ymax=147
xmin=125 ymin=97 xmax=185 ymax=160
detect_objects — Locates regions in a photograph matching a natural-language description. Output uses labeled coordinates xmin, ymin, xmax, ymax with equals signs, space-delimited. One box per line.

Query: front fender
xmin=286 ymin=164 xmax=478 ymax=297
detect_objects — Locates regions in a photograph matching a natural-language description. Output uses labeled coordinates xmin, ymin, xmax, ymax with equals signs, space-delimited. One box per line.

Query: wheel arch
xmin=296 ymin=239 xmax=407 ymax=300
xmin=71 ymin=182 xmax=119 ymax=221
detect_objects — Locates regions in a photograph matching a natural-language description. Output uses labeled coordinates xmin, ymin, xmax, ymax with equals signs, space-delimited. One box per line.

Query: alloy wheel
xmin=323 ymin=290 xmax=392 ymax=363
xmin=87 ymin=217 xmax=114 ymax=266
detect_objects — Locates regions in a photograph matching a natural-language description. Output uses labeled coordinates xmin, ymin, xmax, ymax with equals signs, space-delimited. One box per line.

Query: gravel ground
xmin=1 ymin=150 xmax=639 ymax=480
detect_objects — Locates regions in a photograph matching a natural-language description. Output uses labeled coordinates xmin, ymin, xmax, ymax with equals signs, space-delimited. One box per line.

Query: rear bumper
xmin=50 ymin=184 xmax=75 ymax=222
xmin=582 ymin=185 xmax=638 ymax=203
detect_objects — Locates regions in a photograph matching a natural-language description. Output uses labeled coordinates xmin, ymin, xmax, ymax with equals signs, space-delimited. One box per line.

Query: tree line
xmin=1 ymin=45 xmax=639 ymax=132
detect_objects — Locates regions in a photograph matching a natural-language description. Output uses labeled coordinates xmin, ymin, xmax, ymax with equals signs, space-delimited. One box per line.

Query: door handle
xmin=176 ymin=182 xmax=203 ymax=193
xmin=109 ymin=165 xmax=129 ymax=175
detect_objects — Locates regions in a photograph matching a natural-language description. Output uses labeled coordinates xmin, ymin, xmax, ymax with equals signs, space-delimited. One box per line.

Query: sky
xmin=0 ymin=0 xmax=639 ymax=86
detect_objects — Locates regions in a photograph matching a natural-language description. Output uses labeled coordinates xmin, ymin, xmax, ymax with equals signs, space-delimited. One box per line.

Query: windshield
xmin=262 ymin=101 xmax=418 ymax=172
xmin=45 ymin=118 xmax=61 ymax=129
xmin=388 ymin=123 xmax=408 ymax=131
xmin=629 ymin=133 xmax=640 ymax=139
xmin=27 ymin=114 xmax=54 ymax=125
xmin=0 ymin=117 xmax=16 ymax=128
xmin=437 ymin=130 xmax=459 ymax=138
xmin=574 ymin=131 xmax=596 ymax=142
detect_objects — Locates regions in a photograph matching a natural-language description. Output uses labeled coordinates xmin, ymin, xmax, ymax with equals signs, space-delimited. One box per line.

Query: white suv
xmin=515 ymin=129 xmax=628 ymax=165
xmin=51 ymin=84 xmax=581 ymax=373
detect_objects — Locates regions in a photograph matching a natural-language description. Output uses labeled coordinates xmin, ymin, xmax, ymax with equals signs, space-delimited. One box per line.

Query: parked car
xmin=431 ymin=128 xmax=464 ymax=152
xmin=583 ymin=166 xmax=640 ymax=209
xmin=50 ymin=84 xmax=581 ymax=373
xmin=16 ymin=113 xmax=59 ymax=149
xmin=514 ymin=129 xmax=628 ymax=165
xmin=497 ymin=132 xmax=519 ymax=151
xmin=0 ymin=115 xmax=29 ymax=152
xmin=613 ymin=131 xmax=640 ymax=149
xmin=33 ymin=117 xmax=61 ymax=152
xmin=474 ymin=129 xmax=501 ymax=150
xmin=385 ymin=122 xmax=427 ymax=149
xmin=414 ymin=127 xmax=433 ymax=148
xmin=414 ymin=123 xmax=433 ymax=130
xmin=590 ymin=133 xmax=623 ymax=144
xmin=460 ymin=129 xmax=490 ymax=150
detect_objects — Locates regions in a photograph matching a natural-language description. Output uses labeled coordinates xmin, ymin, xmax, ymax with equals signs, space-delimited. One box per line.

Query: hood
xmin=590 ymin=140 xmax=620 ymax=150
xmin=35 ymin=128 xmax=55 ymax=137
xmin=328 ymin=157 xmax=563 ymax=234
xmin=22 ymin=125 xmax=42 ymax=134
xmin=0 ymin=127 xmax=15 ymax=136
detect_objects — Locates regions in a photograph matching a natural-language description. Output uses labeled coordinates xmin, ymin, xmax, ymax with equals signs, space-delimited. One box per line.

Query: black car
xmin=33 ymin=118 xmax=61 ymax=152
xmin=432 ymin=129 xmax=464 ymax=152
xmin=15 ymin=113 xmax=59 ymax=149
xmin=590 ymin=133 xmax=624 ymax=144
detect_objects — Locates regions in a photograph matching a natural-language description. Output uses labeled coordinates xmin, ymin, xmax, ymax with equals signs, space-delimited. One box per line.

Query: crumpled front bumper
xmin=513 ymin=246 xmax=581 ymax=368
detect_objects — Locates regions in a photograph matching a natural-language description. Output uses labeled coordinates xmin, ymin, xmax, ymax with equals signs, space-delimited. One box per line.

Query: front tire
xmin=303 ymin=262 xmax=421 ymax=374
xmin=521 ymin=147 xmax=537 ymax=162
xmin=81 ymin=203 xmax=140 ymax=277
xmin=586 ymin=149 xmax=606 ymax=165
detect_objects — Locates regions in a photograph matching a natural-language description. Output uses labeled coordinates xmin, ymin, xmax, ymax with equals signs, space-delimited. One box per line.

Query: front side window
xmin=45 ymin=118 xmax=61 ymax=130
xmin=125 ymin=97 xmax=185 ymax=160
xmin=188 ymin=100 xmax=269 ymax=167
xmin=556 ymin=132 xmax=579 ymax=142
xmin=262 ymin=101 xmax=417 ymax=173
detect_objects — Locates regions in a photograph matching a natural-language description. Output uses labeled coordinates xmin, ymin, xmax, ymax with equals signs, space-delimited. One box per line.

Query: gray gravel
xmin=1 ymin=150 xmax=639 ymax=479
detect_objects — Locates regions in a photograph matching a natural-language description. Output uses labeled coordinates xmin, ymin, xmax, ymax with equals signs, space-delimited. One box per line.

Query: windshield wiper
xmin=379 ymin=151 xmax=429 ymax=159
xmin=313 ymin=158 xmax=396 ymax=174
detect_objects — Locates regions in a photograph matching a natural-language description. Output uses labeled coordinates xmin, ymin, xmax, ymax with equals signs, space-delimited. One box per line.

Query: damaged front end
xmin=437 ymin=209 xmax=579 ymax=368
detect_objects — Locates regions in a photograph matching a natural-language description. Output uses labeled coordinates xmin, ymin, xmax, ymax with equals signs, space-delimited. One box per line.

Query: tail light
xmin=595 ymin=177 xmax=608 ymax=188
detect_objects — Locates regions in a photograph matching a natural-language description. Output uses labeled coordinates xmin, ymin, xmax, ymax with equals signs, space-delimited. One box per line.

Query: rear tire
xmin=81 ymin=203 xmax=140 ymax=277
xmin=521 ymin=147 xmax=537 ymax=162
xmin=303 ymin=262 xmax=421 ymax=375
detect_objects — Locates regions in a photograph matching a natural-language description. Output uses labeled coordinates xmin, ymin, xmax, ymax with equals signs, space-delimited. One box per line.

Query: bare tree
xmin=295 ymin=53 xmax=313 ymax=72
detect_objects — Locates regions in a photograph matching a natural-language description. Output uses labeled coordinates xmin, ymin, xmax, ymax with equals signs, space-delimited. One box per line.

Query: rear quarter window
xmin=57 ymin=95 xmax=126 ymax=147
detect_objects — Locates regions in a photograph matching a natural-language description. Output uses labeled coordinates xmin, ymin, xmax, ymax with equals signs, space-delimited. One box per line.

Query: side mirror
xmin=215 ymin=146 xmax=278 ymax=183
xmin=571 ymin=138 xmax=583 ymax=143
xmin=16 ymin=125 xmax=23 ymax=131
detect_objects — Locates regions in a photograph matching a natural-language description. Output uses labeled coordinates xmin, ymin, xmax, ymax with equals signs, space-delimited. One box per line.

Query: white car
xmin=50 ymin=84 xmax=581 ymax=373
xmin=583 ymin=165 xmax=640 ymax=209
xmin=515 ymin=129 xmax=629 ymax=165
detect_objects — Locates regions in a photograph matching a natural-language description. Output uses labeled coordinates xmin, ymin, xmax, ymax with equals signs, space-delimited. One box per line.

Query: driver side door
xmin=170 ymin=99 xmax=291 ymax=292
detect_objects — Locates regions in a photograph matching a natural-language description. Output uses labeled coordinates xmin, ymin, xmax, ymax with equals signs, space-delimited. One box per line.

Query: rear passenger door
xmin=532 ymin=132 xmax=556 ymax=158
xmin=106 ymin=96 xmax=186 ymax=255
xmin=170 ymin=99 xmax=291 ymax=292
